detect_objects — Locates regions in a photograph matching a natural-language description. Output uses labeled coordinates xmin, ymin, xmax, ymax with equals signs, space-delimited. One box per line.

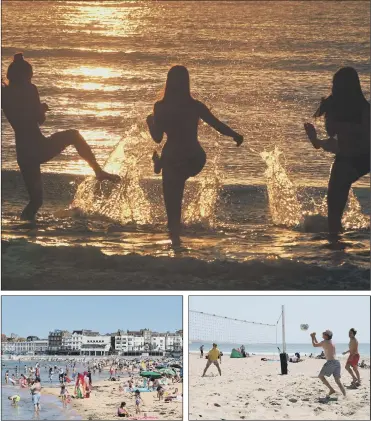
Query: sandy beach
xmin=189 ymin=354 xmax=370 ymax=420
xmin=43 ymin=379 xmax=183 ymax=420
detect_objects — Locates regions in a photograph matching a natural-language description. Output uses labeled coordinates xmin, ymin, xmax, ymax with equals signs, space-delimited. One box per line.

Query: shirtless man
xmin=202 ymin=343 xmax=222 ymax=377
xmin=342 ymin=328 xmax=361 ymax=386
xmin=311 ymin=330 xmax=346 ymax=398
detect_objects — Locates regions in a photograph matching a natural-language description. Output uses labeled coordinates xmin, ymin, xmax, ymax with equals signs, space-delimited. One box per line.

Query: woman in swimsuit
xmin=1 ymin=53 xmax=120 ymax=222
xmin=147 ymin=65 xmax=243 ymax=245
xmin=304 ymin=67 xmax=370 ymax=234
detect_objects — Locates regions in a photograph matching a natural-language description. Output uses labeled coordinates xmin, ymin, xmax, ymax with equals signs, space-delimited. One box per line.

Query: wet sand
xmin=43 ymin=380 xmax=183 ymax=420
xmin=189 ymin=354 xmax=370 ymax=420
xmin=2 ymin=240 xmax=369 ymax=290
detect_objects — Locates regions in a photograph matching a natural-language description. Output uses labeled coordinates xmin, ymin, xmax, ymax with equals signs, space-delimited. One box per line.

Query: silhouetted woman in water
xmin=304 ymin=67 xmax=370 ymax=234
xmin=147 ymin=65 xmax=243 ymax=245
xmin=1 ymin=53 xmax=119 ymax=222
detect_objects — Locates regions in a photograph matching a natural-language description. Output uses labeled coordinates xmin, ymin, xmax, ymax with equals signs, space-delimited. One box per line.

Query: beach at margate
xmin=2 ymin=356 xmax=183 ymax=421
xmin=189 ymin=353 xmax=370 ymax=420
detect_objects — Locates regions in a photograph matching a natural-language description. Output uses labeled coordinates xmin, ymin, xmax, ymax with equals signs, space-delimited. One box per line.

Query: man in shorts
xmin=311 ymin=330 xmax=346 ymax=398
xmin=343 ymin=328 xmax=361 ymax=386
xmin=200 ymin=345 xmax=204 ymax=358
xmin=202 ymin=343 xmax=222 ymax=377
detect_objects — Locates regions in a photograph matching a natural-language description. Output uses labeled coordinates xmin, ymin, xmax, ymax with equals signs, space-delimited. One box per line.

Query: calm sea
xmin=189 ymin=341 xmax=371 ymax=358
xmin=2 ymin=1 xmax=370 ymax=286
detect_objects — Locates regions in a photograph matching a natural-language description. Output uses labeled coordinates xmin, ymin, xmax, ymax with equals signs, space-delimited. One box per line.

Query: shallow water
xmin=1 ymin=1 xmax=370 ymax=288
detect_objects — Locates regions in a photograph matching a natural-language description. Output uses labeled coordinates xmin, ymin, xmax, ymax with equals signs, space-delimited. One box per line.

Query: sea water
xmin=1 ymin=1 xmax=370 ymax=284
xmin=189 ymin=342 xmax=371 ymax=358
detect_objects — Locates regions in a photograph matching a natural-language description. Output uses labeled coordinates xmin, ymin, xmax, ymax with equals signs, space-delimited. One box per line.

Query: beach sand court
xmin=43 ymin=380 xmax=183 ymax=420
xmin=189 ymin=354 xmax=370 ymax=420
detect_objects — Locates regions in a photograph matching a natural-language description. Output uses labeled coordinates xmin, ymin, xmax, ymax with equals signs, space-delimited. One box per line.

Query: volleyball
xmin=300 ymin=324 xmax=309 ymax=331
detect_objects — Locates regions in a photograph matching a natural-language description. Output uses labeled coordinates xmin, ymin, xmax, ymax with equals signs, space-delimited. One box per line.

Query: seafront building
xmin=1 ymin=328 xmax=183 ymax=356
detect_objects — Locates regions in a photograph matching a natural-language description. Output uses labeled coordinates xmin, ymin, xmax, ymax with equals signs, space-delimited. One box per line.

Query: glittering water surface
xmin=1 ymin=1 xmax=370 ymax=283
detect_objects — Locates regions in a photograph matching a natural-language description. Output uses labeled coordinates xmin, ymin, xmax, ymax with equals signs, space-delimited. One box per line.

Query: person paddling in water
xmin=304 ymin=67 xmax=370 ymax=235
xmin=147 ymin=65 xmax=243 ymax=245
xmin=1 ymin=53 xmax=120 ymax=223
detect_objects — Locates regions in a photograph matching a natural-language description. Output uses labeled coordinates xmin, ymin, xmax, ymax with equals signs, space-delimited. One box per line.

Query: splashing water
xmin=261 ymin=146 xmax=303 ymax=227
xmin=72 ymin=125 xmax=153 ymax=225
xmin=183 ymin=141 xmax=223 ymax=228
xmin=261 ymin=146 xmax=369 ymax=231
xmin=72 ymin=125 xmax=222 ymax=229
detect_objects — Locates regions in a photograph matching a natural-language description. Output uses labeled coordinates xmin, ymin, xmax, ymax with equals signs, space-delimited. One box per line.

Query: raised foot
xmin=96 ymin=171 xmax=121 ymax=182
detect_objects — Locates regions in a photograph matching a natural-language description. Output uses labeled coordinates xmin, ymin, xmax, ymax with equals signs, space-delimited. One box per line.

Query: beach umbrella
xmin=139 ymin=371 xmax=162 ymax=378
xmin=157 ymin=368 xmax=176 ymax=376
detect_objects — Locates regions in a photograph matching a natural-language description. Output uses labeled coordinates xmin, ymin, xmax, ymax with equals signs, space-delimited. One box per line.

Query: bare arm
xmin=32 ymin=85 xmax=47 ymax=125
xmin=310 ymin=333 xmax=323 ymax=348
xmin=304 ymin=122 xmax=339 ymax=153
xmin=146 ymin=102 xmax=164 ymax=143
xmin=198 ymin=102 xmax=243 ymax=146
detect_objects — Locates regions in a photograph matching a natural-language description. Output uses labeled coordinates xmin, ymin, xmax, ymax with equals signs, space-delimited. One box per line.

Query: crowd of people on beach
xmin=4 ymin=356 xmax=183 ymax=418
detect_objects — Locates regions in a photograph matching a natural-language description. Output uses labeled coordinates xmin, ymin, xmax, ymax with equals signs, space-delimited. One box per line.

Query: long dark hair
xmin=314 ymin=67 xmax=369 ymax=123
xmin=161 ymin=65 xmax=192 ymax=104
xmin=5 ymin=53 xmax=33 ymax=85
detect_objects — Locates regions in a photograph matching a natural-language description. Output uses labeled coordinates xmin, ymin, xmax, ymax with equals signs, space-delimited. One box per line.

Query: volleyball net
xmin=189 ymin=308 xmax=285 ymax=351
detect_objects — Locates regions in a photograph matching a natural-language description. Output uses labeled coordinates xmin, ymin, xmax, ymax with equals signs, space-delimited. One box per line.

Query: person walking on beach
xmin=202 ymin=343 xmax=222 ymax=377
xmin=304 ymin=67 xmax=370 ymax=235
xmin=147 ymin=65 xmax=243 ymax=246
xmin=200 ymin=345 xmax=204 ymax=358
xmin=134 ymin=390 xmax=144 ymax=415
xmin=342 ymin=328 xmax=361 ymax=386
xmin=1 ymin=53 xmax=120 ymax=223
xmin=30 ymin=377 xmax=42 ymax=412
xmin=5 ymin=370 xmax=9 ymax=384
xmin=310 ymin=330 xmax=346 ymax=398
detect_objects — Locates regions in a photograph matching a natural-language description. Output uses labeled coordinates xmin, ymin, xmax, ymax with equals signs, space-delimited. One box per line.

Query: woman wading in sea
xmin=1 ymin=53 xmax=120 ymax=223
xmin=147 ymin=65 xmax=243 ymax=246
xmin=304 ymin=67 xmax=370 ymax=234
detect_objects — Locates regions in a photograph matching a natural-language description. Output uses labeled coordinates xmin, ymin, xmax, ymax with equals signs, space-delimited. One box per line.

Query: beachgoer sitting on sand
xmin=118 ymin=401 xmax=129 ymax=417
xmin=147 ymin=65 xmax=243 ymax=246
xmin=304 ymin=67 xmax=370 ymax=235
xmin=134 ymin=390 xmax=144 ymax=415
xmin=8 ymin=395 xmax=20 ymax=405
xmin=311 ymin=330 xmax=346 ymax=398
xmin=342 ymin=328 xmax=361 ymax=386
xmin=202 ymin=343 xmax=222 ymax=377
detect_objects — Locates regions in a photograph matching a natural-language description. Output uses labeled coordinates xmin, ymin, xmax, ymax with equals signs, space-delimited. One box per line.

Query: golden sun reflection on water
xmin=64 ymin=66 xmax=122 ymax=78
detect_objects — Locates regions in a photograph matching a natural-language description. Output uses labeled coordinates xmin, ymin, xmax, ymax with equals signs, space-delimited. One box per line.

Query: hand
xmin=146 ymin=114 xmax=154 ymax=126
xmin=304 ymin=123 xmax=321 ymax=149
xmin=41 ymin=103 xmax=50 ymax=113
xmin=234 ymin=134 xmax=244 ymax=146
xmin=310 ymin=332 xmax=316 ymax=337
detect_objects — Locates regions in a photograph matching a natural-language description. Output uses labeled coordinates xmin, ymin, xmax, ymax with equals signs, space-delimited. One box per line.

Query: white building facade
xmin=1 ymin=340 xmax=49 ymax=355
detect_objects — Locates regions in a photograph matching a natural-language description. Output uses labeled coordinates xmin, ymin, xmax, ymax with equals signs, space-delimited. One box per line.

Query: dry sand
xmin=189 ymin=354 xmax=370 ymax=420
xmin=43 ymin=380 xmax=183 ymax=420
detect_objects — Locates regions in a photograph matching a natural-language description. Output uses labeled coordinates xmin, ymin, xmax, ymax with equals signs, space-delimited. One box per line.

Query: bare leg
xmin=202 ymin=361 xmax=212 ymax=377
xmin=319 ymin=375 xmax=336 ymax=396
xmin=162 ymin=169 xmax=186 ymax=246
xmin=334 ymin=377 xmax=346 ymax=396
xmin=41 ymin=130 xmax=120 ymax=182
xmin=19 ymin=165 xmax=43 ymax=221
xmin=352 ymin=366 xmax=361 ymax=384
xmin=345 ymin=363 xmax=357 ymax=383
xmin=214 ymin=361 xmax=222 ymax=376
xmin=327 ymin=158 xmax=360 ymax=234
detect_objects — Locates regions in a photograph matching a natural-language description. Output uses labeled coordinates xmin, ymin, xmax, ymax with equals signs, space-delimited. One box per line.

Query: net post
xmin=280 ymin=305 xmax=288 ymax=375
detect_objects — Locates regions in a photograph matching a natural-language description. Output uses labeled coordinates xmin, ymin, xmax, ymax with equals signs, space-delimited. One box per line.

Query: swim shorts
xmin=347 ymin=353 xmax=360 ymax=368
xmin=319 ymin=360 xmax=341 ymax=378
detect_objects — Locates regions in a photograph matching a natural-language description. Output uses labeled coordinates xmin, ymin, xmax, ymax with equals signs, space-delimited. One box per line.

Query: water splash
xmin=260 ymin=146 xmax=303 ymax=227
xmin=261 ymin=146 xmax=369 ymax=231
xmin=72 ymin=125 xmax=153 ymax=225
xmin=183 ymin=141 xmax=223 ymax=228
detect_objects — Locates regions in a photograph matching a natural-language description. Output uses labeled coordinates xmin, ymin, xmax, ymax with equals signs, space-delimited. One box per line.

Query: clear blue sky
xmin=189 ymin=296 xmax=370 ymax=343
xmin=2 ymin=296 xmax=182 ymax=338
